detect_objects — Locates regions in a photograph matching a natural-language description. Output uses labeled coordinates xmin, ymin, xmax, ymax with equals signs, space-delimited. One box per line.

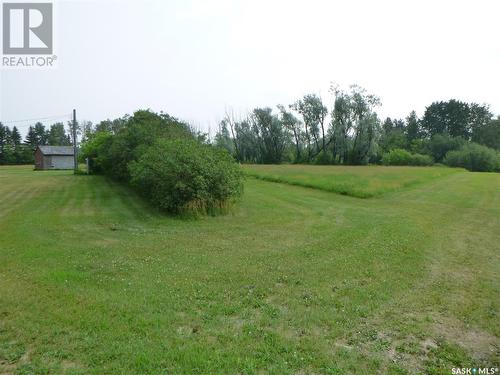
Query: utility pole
xmin=72 ymin=109 xmax=78 ymax=172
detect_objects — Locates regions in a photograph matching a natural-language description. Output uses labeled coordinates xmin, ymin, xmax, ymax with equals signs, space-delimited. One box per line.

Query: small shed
xmin=35 ymin=146 xmax=74 ymax=170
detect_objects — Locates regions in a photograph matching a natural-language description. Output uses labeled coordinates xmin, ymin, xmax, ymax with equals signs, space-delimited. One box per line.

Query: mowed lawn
xmin=0 ymin=166 xmax=499 ymax=374
xmin=243 ymin=164 xmax=461 ymax=198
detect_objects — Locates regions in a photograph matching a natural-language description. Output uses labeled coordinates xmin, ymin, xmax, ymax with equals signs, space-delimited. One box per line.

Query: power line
xmin=0 ymin=113 xmax=73 ymax=125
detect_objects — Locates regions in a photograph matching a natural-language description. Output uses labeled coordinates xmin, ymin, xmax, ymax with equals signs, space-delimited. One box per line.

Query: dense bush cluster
xmin=81 ymin=110 xmax=243 ymax=215
xmin=81 ymin=110 xmax=193 ymax=180
xmin=444 ymin=143 xmax=500 ymax=172
xmin=129 ymin=139 xmax=243 ymax=215
xmin=382 ymin=149 xmax=433 ymax=166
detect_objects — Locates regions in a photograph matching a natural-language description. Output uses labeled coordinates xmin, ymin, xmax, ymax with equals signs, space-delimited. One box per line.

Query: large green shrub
xmin=426 ymin=134 xmax=465 ymax=162
xmin=382 ymin=149 xmax=412 ymax=165
xmin=409 ymin=153 xmax=434 ymax=166
xmin=79 ymin=131 xmax=113 ymax=174
xmin=444 ymin=143 xmax=499 ymax=172
xmin=382 ymin=149 xmax=433 ymax=166
xmin=129 ymin=138 xmax=243 ymax=215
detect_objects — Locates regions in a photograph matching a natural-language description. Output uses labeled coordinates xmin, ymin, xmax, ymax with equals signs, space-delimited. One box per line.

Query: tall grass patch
xmin=243 ymin=164 xmax=460 ymax=198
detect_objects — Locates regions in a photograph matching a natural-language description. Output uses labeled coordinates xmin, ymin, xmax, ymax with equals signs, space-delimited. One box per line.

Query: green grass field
xmin=243 ymin=164 xmax=461 ymax=198
xmin=0 ymin=165 xmax=499 ymax=374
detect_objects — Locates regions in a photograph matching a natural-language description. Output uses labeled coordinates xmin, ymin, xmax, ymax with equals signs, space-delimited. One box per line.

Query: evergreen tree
xmin=25 ymin=126 xmax=38 ymax=149
xmin=405 ymin=111 xmax=421 ymax=146
xmin=34 ymin=122 xmax=48 ymax=146
xmin=48 ymin=123 xmax=71 ymax=146
xmin=382 ymin=118 xmax=393 ymax=134
xmin=11 ymin=126 xmax=22 ymax=149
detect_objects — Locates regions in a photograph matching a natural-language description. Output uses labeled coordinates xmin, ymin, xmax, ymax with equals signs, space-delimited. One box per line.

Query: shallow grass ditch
xmin=243 ymin=164 xmax=462 ymax=198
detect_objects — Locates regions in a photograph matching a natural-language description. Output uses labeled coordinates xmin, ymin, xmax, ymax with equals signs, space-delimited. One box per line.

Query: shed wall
xmin=50 ymin=156 xmax=74 ymax=170
xmin=34 ymin=149 xmax=44 ymax=170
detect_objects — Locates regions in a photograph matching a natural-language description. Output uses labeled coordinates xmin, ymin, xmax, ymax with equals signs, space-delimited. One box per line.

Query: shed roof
xmin=38 ymin=146 xmax=74 ymax=156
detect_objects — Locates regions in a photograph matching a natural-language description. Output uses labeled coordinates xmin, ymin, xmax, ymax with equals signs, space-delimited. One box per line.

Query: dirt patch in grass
xmin=0 ymin=345 xmax=31 ymax=375
xmin=429 ymin=315 xmax=499 ymax=363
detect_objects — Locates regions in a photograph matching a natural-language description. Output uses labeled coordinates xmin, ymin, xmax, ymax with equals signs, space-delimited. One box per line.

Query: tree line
xmin=0 ymin=122 xmax=73 ymax=165
xmin=214 ymin=84 xmax=500 ymax=171
xmin=2 ymin=85 xmax=499 ymax=172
